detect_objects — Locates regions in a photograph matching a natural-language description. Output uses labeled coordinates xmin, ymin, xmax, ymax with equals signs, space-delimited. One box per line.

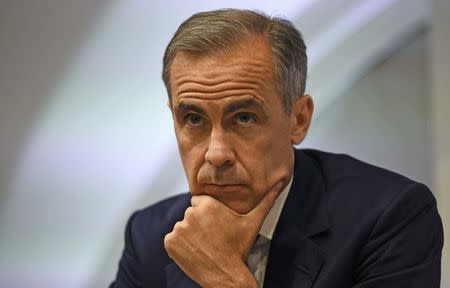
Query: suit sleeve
xmin=109 ymin=212 xmax=143 ymax=288
xmin=353 ymin=183 xmax=444 ymax=288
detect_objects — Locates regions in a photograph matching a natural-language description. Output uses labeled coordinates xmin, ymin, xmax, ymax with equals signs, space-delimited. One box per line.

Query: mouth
xmin=203 ymin=184 xmax=246 ymax=193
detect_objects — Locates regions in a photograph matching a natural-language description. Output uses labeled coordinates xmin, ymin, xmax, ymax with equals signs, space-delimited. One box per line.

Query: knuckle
xmin=203 ymin=197 xmax=217 ymax=208
xmin=173 ymin=220 xmax=186 ymax=233
xmin=173 ymin=220 xmax=182 ymax=230
xmin=164 ymin=233 xmax=173 ymax=249
xmin=184 ymin=207 xmax=193 ymax=219
xmin=190 ymin=195 xmax=199 ymax=206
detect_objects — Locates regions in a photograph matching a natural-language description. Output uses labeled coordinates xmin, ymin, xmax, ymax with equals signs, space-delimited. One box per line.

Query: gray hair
xmin=162 ymin=9 xmax=307 ymax=113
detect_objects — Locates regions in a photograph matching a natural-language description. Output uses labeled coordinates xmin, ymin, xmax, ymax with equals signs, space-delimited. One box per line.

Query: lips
xmin=203 ymin=184 xmax=246 ymax=193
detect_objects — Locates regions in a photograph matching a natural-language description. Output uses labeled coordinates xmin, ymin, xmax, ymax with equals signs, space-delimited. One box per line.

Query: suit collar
xmin=271 ymin=149 xmax=330 ymax=238
xmin=263 ymin=149 xmax=330 ymax=288
xmin=294 ymin=149 xmax=330 ymax=238
xmin=259 ymin=175 xmax=293 ymax=240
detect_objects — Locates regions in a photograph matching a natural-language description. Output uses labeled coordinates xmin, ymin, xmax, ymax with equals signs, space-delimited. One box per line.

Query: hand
xmin=164 ymin=184 xmax=282 ymax=288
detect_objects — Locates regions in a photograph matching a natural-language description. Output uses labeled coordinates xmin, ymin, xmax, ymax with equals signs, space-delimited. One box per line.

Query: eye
xmin=184 ymin=113 xmax=203 ymax=127
xmin=234 ymin=112 xmax=256 ymax=126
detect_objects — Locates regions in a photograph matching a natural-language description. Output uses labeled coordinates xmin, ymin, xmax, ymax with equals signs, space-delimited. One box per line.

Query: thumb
xmin=247 ymin=183 xmax=283 ymax=224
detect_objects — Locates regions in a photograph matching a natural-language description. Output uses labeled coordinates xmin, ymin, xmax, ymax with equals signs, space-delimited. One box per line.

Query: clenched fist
xmin=164 ymin=184 xmax=281 ymax=288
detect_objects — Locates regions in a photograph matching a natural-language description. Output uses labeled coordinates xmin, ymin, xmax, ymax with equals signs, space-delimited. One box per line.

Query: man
xmin=111 ymin=9 xmax=443 ymax=288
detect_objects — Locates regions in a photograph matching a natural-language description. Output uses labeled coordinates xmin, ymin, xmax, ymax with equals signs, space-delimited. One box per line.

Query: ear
xmin=289 ymin=94 xmax=314 ymax=145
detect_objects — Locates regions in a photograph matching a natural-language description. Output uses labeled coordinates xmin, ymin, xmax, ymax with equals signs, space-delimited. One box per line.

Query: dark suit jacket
xmin=111 ymin=149 xmax=443 ymax=287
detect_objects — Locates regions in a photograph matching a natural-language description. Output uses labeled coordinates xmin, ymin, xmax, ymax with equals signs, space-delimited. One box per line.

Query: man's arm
xmin=354 ymin=183 xmax=444 ymax=287
xmin=110 ymin=212 xmax=143 ymax=288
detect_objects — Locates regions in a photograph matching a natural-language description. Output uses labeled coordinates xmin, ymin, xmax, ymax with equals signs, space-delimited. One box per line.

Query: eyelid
xmin=183 ymin=112 xmax=204 ymax=127
xmin=233 ymin=112 xmax=257 ymax=125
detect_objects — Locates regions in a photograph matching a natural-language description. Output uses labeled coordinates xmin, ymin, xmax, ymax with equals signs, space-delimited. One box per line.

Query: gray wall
xmin=303 ymin=32 xmax=432 ymax=187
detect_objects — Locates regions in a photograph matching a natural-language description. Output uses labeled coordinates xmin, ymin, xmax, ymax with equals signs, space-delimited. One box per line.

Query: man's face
xmin=169 ymin=37 xmax=304 ymax=214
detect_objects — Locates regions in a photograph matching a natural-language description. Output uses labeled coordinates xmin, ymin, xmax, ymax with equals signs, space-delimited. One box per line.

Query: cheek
xmin=176 ymin=133 xmax=206 ymax=181
xmin=243 ymin=124 xmax=292 ymax=188
xmin=250 ymin=124 xmax=291 ymax=165
xmin=176 ymin=126 xmax=199 ymax=157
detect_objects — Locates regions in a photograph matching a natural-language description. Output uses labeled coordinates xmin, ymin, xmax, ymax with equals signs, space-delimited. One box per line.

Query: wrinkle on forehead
xmin=174 ymin=78 xmax=263 ymax=101
xmin=176 ymin=91 xmax=267 ymax=105
xmin=172 ymin=60 xmax=275 ymax=104
xmin=175 ymin=68 xmax=267 ymax=87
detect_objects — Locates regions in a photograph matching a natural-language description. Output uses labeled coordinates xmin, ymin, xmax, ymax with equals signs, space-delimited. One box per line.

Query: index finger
xmin=190 ymin=194 xmax=215 ymax=207
xmin=247 ymin=182 xmax=283 ymax=222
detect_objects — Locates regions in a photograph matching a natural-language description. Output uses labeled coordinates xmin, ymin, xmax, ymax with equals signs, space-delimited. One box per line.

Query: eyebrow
xmin=173 ymin=98 xmax=266 ymax=116
xmin=173 ymin=102 xmax=205 ymax=115
xmin=223 ymin=98 xmax=266 ymax=115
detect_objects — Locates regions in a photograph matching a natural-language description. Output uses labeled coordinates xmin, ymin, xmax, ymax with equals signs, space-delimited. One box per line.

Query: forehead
xmin=169 ymin=37 xmax=278 ymax=107
xmin=172 ymin=36 xmax=273 ymax=72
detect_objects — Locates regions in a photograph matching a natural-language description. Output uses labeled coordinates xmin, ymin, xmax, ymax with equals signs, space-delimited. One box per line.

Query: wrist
xmin=236 ymin=268 xmax=258 ymax=288
xmin=227 ymin=262 xmax=257 ymax=288
xmin=202 ymin=261 xmax=257 ymax=288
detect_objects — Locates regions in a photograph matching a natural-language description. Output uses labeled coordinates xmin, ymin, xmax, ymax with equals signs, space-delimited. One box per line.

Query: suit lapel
xmin=165 ymin=261 xmax=201 ymax=288
xmin=264 ymin=150 xmax=330 ymax=288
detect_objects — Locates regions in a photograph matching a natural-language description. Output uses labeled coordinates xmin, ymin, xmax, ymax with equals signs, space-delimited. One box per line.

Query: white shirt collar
xmin=258 ymin=176 xmax=293 ymax=240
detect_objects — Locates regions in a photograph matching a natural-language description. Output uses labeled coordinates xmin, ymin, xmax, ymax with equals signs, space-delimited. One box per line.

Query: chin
xmin=189 ymin=183 xmax=259 ymax=214
xmin=224 ymin=200 xmax=256 ymax=215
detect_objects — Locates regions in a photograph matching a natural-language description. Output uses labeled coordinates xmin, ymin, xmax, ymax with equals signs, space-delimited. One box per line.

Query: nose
xmin=205 ymin=128 xmax=235 ymax=167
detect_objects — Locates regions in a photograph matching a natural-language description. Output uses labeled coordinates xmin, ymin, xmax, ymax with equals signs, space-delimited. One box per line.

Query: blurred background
xmin=0 ymin=0 xmax=448 ymax=287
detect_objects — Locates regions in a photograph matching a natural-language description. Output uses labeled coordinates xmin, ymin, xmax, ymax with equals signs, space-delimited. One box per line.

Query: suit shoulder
xmin=132 ymin=193 xmax=190 ymax=236
xmin=300 ymin=149 xmax=436 ymax=217
xmin=302 ymin=148 xmax=416 ymax=189
xmin=128 ymin=193 xmax=190 ymax=261
xmin=136 ymin=193 xmax=191 ymax=219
